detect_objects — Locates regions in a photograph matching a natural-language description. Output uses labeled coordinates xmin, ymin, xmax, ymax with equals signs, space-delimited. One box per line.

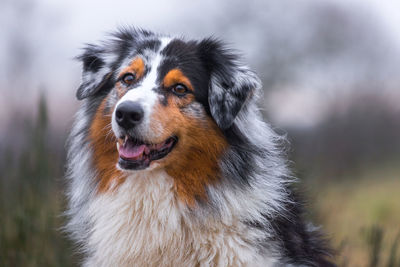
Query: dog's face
xmin=110 ymin=38 xmax=213 ymax=172
xmin=77 ymin=29 xmax=260 ymax=204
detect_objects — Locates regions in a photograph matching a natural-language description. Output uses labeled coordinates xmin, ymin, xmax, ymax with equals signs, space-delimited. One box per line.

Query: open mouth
xmin=117 ymin=135 xmax=178 ymax=170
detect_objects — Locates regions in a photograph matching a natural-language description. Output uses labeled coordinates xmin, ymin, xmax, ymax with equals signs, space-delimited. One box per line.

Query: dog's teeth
xmin=116 ymin=142 xmax=120 ymax=151
xmin=123 ymin=136 xmax=128 ymax=145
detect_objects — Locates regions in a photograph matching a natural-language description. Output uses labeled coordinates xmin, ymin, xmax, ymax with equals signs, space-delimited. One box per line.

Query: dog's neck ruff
xmin=84 ymin=170 xmax=278 ymax=266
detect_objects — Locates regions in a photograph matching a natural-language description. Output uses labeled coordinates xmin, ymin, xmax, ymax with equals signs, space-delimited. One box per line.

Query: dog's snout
xmin=115 ymin=101 xmax=144 ymax=130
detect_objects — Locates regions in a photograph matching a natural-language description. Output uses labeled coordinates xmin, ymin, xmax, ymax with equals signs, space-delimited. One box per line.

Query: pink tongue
xmin=119 ymin=144 xmax=146 ymax=159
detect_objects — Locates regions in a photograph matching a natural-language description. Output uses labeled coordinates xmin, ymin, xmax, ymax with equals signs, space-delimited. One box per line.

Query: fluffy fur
xmin=65 ymin=27 xmax=335 ymax=266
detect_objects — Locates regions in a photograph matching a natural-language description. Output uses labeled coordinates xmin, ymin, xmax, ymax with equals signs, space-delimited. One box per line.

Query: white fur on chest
xmin=85 ymin=171 xmax=276 ymax=267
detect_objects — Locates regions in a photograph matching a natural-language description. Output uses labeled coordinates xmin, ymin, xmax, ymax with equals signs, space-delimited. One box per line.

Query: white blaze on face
xmin=112 ymin=38 xmax=171 ymax=139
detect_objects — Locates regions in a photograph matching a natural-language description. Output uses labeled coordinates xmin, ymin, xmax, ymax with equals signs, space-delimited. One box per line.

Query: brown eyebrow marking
xmin=118 ymin=57 xmax=145 ymax=80
xmin=163 ymin=69 xmax=194 ymax=91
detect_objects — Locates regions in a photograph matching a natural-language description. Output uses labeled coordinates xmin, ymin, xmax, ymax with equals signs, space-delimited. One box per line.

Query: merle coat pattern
xmin=65 ymin=27 xmax=335 ymax=266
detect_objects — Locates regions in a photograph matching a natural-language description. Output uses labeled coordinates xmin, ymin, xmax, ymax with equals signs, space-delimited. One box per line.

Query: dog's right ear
xmin=76 ymin=45 xmax=113 ymax=100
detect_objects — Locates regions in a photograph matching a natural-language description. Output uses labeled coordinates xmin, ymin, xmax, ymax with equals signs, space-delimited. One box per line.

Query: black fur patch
xmin=159 ymin=39 xmax=210 ymax=112
xmin=245 ymin=191 xmax=336 ymax=266
xmin=219 ymin=123 xmax=263 ymax=186
xmin=82 ymin=52 xmax=104 ymax=73
xmin=197 ymin=38 xmax=260 ymax=129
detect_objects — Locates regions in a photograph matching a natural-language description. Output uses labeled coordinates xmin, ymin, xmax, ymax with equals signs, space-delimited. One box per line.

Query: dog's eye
xmin=171 ymin=84 xmax=188 ymax=96
xmin=121 ymin=73 xmax=136 ymax=85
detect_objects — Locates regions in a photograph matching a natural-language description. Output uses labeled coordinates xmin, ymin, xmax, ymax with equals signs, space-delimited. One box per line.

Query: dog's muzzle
xmin=113 ymin=100 xmax=178 ymax=170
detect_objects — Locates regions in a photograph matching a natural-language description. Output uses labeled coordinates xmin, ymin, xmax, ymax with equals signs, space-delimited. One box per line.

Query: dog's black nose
xmin=115 ymin=101 xmax=144 ymax=129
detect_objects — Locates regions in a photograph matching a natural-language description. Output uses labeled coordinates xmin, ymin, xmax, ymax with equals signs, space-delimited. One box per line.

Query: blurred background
xmin=0 ymin=0 xmax=399 ymax=266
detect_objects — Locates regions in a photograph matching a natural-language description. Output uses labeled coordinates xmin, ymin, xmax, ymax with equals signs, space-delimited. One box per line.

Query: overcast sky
xmin=0 ymin=0 xmax=399 ymax=128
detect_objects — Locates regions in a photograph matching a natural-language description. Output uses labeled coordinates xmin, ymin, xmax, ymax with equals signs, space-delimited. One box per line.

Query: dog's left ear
xmin=198 ymin=38 xmax=261 ymax=130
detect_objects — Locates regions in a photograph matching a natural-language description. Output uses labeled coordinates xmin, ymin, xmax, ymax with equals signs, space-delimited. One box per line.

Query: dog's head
xmin=77 ymin=28 xmax=260 ymax=203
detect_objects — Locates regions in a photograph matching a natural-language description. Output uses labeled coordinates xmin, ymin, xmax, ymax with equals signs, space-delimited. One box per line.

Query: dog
xmin=65 ymin=27 xmax=335 ymax=266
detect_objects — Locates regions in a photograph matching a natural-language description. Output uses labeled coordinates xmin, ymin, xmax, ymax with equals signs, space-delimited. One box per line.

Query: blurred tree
xmin=387 ymin=233 xmax=400 ymax=267
xmin=288 ymin=92 xmax=400 ymax=179
xmin=0 ymin=94 xmax=75 ymax=266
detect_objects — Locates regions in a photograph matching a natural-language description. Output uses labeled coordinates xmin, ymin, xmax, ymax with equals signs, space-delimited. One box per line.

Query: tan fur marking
xmin=118 ymin=57 xmax=145 ymax=81
xmin=163 ymin=69 xmax=194 ymax=91
xmin=115 ymin=57 xmax=146 ymax=99
xmin=150 ymin=97 xmax=228 ymax=207
xmin=89 ymin=98 xmax=126 ymax=192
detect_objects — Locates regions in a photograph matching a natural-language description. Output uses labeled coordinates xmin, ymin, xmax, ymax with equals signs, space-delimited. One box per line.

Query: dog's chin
xmin=116 ymin=135 xmax=178 ymax=171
